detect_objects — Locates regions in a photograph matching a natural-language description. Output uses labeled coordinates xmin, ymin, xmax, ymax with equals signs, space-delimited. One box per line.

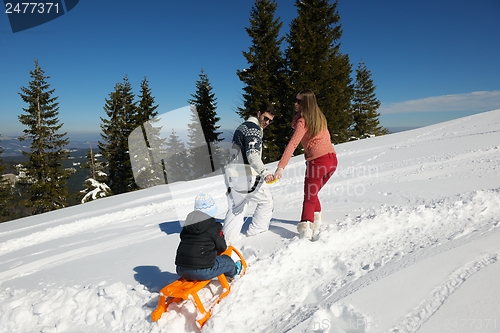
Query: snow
xmin=81 ymin=178 xmax=111 ymax=203
xmin=1 ymin=109 xmax=500 ymax=333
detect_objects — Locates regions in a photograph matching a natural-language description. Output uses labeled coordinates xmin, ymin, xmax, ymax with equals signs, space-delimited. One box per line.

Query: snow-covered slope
xmin=1 ymin=109 xmax=500 ymax=333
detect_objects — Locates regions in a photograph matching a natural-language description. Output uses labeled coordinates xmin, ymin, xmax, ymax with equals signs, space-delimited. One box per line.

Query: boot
xmin=312 ymin=212 xmax=322 ymax=239
xmin=233 ymin=261 xmax=242 ymax=277
xmin=297 ymin=221 xmax=313 ymax=240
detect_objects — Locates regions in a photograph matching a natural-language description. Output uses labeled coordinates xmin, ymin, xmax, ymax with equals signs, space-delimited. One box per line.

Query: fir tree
xmin=17 ymin=60 xmax=71 ymax=215
xmin=99 ymin=76 xmax=138 ymax=194
xmin=187 ymin=70 xmax=223 ymax=176
xmin=130 ymin=120 xmax=169 ymax=188
xmin=129 ymin=77 xmax=166 ymax=188
xmin=136 ymin=77 xmax=159 ymax=125
xmin=351 ymin=61 xmax=388 ymax=139
xmin=79 ymin=145 xmax=111 ymax=203
xmin=164 ymin=129 xmax=190 ymax=183
xmin=286 ymin=0 xmax=354 ymax=143
xmin=237 ymin=0 xmax=290 ymax=162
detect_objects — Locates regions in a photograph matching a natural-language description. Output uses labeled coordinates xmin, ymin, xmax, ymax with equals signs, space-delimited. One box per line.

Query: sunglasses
xmin=263 ymin=116 xmax=273 ymax=123
xmin=294 ymin=98 xmax=302 ymax=105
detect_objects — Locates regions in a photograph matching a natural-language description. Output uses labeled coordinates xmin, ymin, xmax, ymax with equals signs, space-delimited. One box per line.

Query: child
xmin=175 ymin=193 xmax=242 ymax=281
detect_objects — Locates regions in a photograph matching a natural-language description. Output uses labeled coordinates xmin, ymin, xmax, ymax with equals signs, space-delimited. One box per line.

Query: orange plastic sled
xmin=151 ymin=245 xmax=247 ymax=328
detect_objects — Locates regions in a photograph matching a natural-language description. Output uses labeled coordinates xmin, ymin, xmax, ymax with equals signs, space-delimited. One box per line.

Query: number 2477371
xmin=5 ymin=2 xmax=59 ymax=14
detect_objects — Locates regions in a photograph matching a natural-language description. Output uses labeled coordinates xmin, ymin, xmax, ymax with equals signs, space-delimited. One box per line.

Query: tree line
xmin=0 ymin=0 xmax=386 ymax=223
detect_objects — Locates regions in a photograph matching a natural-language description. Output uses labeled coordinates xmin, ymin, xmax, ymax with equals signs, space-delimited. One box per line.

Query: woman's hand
xmin=274 ymin=167 xmax=284 ymax=179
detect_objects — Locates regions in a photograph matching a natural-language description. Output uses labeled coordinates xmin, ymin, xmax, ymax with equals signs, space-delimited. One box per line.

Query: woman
xmin=274 ymin=90 xmax=338 ymax=240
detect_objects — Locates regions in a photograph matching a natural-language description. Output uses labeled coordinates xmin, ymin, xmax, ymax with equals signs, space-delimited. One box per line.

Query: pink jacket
xmin=278 ymin=113 xmax=336 ymax=169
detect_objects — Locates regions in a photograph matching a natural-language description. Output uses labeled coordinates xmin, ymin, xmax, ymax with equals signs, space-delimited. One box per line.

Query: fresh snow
xmin=1 ymin=109 xmax=500 ymax=333
xmin=80 ymin=178 xmax=112 ymax=204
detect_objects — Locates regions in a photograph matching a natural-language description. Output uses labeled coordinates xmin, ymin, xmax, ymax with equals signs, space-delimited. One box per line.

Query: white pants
xmin=223 ymin=177 xmax=273 ymax=243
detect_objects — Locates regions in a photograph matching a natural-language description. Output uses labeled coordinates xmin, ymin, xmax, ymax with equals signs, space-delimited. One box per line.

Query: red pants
xmin=301 ymin=153 xmax=338 ymax=222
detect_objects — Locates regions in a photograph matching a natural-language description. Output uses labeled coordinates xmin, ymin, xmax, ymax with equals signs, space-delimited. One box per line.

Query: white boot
xmin=312 ymin=212 xmax=322 ymax=240
xmin=297 ymin=221 xmax=313 ymax=240
xmin=314 ymin=212 xmax=322 ymax=224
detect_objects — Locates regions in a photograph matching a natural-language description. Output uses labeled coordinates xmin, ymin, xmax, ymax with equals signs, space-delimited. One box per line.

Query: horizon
xmin=0 ymin=125 xmax=423 ymax=158
xmin=1 ymin=124 xmax=422 ymax=141
xmin=2 ymin=109 xmax=498 ymax=157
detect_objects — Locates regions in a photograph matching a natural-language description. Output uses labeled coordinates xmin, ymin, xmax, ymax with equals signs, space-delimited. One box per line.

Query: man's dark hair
xmin=258 ymin=104 xmax=275 ymax=116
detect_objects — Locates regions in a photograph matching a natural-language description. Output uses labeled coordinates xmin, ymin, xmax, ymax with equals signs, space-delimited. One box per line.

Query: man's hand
xmin=264 ymin=174 xmax=275 ymax=183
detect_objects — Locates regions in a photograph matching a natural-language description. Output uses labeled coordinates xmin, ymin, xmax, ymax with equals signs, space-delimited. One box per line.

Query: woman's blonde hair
xmin=298 ymin=89 xmax=327 ymax=138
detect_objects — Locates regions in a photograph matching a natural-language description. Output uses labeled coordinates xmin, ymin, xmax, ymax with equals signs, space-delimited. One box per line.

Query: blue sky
xmin=1 ymin=0 xmax=499 ymax=142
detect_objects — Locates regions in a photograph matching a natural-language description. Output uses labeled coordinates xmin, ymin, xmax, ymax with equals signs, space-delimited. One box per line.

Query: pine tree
xmin=79 ymin=145 xmax=111 ymax=203
xmin=187 ymin=70 xmax=223 ymax=176
xmin=286 ymin=0 xmax=354 ymax=143
xmin=17 ymin=60 xmax=71 ymax=215
xmin=237 ymin=0 xmax=290 ymax=162
xmin=164 ymin=129 xmax=190 ymax=183
xmin=136 ymin=77 xmax=159 ymax=125
xmin=351 ymin=61 xmax=388 ymax=139
xmin=128 ymin=77 xmax=166 ymax=188
xmin=129 ymin=120 xmax=168 ymax=188
xmin=99 ymin=76 xmax=138 ymax=195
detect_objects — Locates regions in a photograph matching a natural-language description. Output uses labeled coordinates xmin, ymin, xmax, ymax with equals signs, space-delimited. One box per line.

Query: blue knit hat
xmin=194 ymin=193 xmax=218 ymax=217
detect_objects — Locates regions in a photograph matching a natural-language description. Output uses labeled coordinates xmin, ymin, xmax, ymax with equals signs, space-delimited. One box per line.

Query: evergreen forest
xmin=0 ymin=0 xmax=387 ymax=223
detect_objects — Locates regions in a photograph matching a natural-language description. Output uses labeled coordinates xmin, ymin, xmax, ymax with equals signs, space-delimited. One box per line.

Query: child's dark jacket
xmin=175 ymin=210 xmax=227 ymax=269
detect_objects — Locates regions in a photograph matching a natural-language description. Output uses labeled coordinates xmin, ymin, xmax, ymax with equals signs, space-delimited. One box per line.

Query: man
xmin=223 ymin=104 xmax=275 ymax=243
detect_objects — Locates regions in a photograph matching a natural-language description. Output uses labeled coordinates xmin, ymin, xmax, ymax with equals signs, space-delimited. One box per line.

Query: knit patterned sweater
xmin=278 ymin=113 xmax=336 ymax=169
xmin=232 ymin=116 xmax=271 ymax=176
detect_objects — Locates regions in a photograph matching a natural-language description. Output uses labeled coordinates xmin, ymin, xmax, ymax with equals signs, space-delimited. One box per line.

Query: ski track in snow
xmin=207 ymin=189 xmax=500 ymax=333
xmin=388 ymin=253 xmax=499 ymax=333
xmin=275 ymin=216 xmax=500 ymax=333
xmin=3 ymin=192 xmax=499 ymax=333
